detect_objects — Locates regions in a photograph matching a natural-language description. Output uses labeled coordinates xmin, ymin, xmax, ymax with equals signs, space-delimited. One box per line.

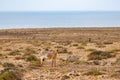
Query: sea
xmin=0 ymin=11 xmax=120 ymax=29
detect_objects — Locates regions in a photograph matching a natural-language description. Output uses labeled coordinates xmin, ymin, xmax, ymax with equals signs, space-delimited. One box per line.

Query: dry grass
xmin=0 ymin=28 xmax=120 ymax=80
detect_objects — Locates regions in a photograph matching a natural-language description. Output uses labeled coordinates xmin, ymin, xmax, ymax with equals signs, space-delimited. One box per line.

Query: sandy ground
xmin=0 ymin=28 xmax=120 ymax=80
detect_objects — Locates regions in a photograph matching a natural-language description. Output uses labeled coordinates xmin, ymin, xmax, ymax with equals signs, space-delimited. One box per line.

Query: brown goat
xmin=40 ymin=50 xmax=58 ymax=67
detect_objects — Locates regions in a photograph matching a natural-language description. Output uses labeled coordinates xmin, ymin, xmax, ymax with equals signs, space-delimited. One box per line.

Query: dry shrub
xmin=29 ymin=61 xmax=41 ymax=67
xmin=25 ymin=55 xmax=38 ymax=62
xmin=25 ymin=55 xmax=41 ymax=67
xmin=0 ymin=68 xmax=22 ymax=80
xmin=110 ymin=72 xmax=120 ymax=79
xmin=32 ymin=41 xmax=42 ymax=47
xmin=77 ymin=46 xmax=85 ymax=49
xmin=24 ymin=47 xmax=37 ymax=56
xmin=8 ymin=50 xmax=20 ymax=56
xmin=4 ymin=48 xmax=12 ymax=51
xmin=88 ymin=51 xmax=113 ymax=60
xmin=103 ymin=41 xmax=113 ymax=44
xmin=57 ymin=47 xmax=68 ymax=53
xmin=86 ymin=48 xmax=97 ymax=52
xmin=83 ymin=70 xmax=103 ymax=76
xmin=106 ymin=49 xmax=120 ymax=53
xmin=72 ymin=43 xmax=79 ymax=46
xmin=2 ymin=62 xmax=15 ymax=68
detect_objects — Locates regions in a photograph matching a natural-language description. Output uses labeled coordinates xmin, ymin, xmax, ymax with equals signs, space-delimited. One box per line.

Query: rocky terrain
xmin=0 ymin=27 xmax=120 ymax=80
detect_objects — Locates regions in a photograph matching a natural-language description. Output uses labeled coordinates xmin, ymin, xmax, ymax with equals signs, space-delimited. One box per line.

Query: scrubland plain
xmin=0 ymin=28 xmax=120 ymax=80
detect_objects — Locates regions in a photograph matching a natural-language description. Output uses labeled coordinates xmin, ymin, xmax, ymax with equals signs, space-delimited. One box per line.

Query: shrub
xmin=32 ymin=41 xmax=41 ymax=46
xmin=67 ymin=51 xmax=73 ymax=55
xmin=4 ymin=48 xmax=12 ymax=51
xmin=25 ymin=55 xmax=38 ymax=62
xmin=110 ymin=72 xmax=120 ymax=79
xmin=103 ymin=41 xmax=113 ymax=44
xmin=2 ymin=62 xmax=15 ymax=68
xmin=60 ymin=70 xmax=68 ymax=74
xmin=72 ymin=43 xmax=79 ymax=46
xmin=86 ymin=48 xmax=97 ymax=52
xmin=74 ymin=60 xmax=88 ymax=64
xmin=24 ymin=48 xmax=37 ymax=55
xmin=88 ymin=51 xmax=112 ymax=60
xmin=30 ymin=61 xmax=41 ymax=67
xmin=8 ymin=50 xmax=20 ymax=56
xmin=84 ymin=70 xmax=103 ymax=76
xmin=93 ymin=60 xmax=100 ymax=65
xmin=77 ymin=46 xmax=85 ymax=49
xmin=106 ymin=49 xmax=120 ymax=53
xmin=57 ymin=47 xmax=68 ymax=53
xmin=96 ymin=45 xmax=106 ymax=48
xmin=0 ymin=68 xmax=22 ymax=80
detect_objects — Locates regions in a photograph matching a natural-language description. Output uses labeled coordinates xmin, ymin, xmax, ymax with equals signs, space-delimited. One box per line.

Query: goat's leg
xmin=54 ymin=58 xmax=56 ymax=67
xmin=52 ymin=59 xmax=54 ymax=67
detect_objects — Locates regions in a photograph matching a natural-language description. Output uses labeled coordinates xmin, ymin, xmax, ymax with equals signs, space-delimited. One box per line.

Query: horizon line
xmin=0 ymin=10 xmax=120 ymax=12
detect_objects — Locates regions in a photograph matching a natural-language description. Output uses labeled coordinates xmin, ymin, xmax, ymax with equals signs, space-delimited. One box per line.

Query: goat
xmin=40 ymin=50 xmax=58 ymax=67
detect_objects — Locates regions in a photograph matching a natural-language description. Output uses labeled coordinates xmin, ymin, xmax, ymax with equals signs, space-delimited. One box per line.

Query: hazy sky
xmin=0 ymin=0 xmax=120 ymax=11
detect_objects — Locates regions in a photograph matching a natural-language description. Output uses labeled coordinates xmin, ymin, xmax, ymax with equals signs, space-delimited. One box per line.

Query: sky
xmin=0 ymin=0 xmax=120 ymax=11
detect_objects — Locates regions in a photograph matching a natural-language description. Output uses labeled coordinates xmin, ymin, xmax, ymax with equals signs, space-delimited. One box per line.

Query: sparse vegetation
xmin=77 ymin=46 xmax=85 ymax=49
xmin=0 ymin=28 xmax=119 ymax=80
xmin=103 ymin=41 xmax=113 ymax=44
xmin=106 ymin=48 xmax=120 ymax=53
xmin=83 ymin=70 xmax=103 ymax=76
xmin=2 ymin=62 xmax=15 ymax=68
xmin=88 ymin=51 xmax=113 ymax=60
xmin=8 ymin=50 xmax=20 ymax=56
xmin=57 ymin=47 xmax=68 ymax=53
xmin=25 ymin=55 xmax=38 ymax=62
xmin=0 ymin=68 xmax=22 ymax=80
xmin=72 ymin=43 xmax=79 ymax=46
xmin=60 ymin=70 xmax=68 ymax=74
xmin=74 ymin=60 xmax=88 ymax=64
xmin=30 ymin=61 xmax=41 ymax=67
xmin=86 ymin=48 xmax=97 ymax=52
xmin=24 ymin=47 xmax=37 ymax=55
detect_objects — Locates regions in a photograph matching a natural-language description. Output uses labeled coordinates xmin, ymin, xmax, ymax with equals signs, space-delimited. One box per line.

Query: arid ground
xmin=0 ymin=27 xmax=120 ymax=80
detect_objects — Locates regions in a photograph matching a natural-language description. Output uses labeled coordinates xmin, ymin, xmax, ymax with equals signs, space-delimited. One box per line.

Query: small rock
xmin=66 ymin=55 xmax=79 ymax=63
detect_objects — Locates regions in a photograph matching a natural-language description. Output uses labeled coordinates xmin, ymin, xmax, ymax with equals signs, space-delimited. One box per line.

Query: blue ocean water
xmin=0 ymin=11 xmax=120 ymax=29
